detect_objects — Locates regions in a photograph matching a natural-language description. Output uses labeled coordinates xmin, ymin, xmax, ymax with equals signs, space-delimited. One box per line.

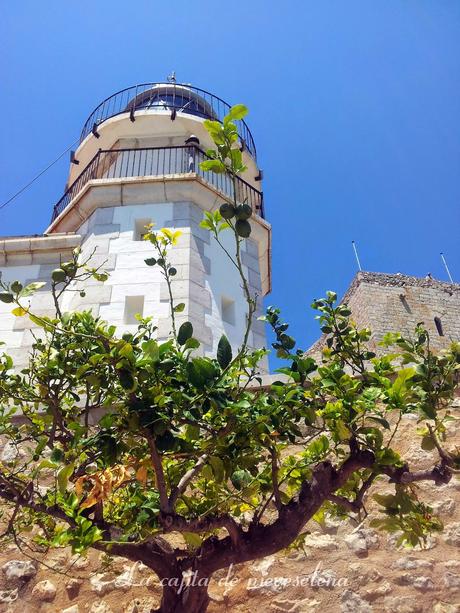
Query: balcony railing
xmin=80 ymin=83 xmax=257 ymax=160
xmin=50 ymin=146 xmax=264 ymax=223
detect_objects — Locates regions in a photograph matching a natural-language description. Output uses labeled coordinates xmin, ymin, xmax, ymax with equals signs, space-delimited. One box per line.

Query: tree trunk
xmin=156 ymin=578 xmax=210 ymax=613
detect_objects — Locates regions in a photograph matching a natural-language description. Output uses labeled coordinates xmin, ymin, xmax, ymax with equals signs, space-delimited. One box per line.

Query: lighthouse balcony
xmin=80 ymin=83 xmax=257 ymax=160
xmin=49 ymin=145 xmax=264 ymax=225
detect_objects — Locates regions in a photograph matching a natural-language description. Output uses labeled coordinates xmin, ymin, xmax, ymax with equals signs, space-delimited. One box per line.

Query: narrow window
xmin=221 ymin=296 xmax=235 ymax=325
xmin=134 ymin=218 xmax=151 ymax=241
xmin=124 ymin=296 xmax=145 ymax=324
xmin=434 ymin=317 xmax=444 ymax=336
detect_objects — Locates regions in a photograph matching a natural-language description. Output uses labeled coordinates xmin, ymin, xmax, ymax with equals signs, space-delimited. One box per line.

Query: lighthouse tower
xmin=0 ymin=80 xmax=271 ymax=366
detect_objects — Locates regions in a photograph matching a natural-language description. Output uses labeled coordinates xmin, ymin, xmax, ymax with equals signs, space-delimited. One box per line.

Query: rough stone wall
xmin=0 ymin=406 xmax=459 ymax=613
xmin=344 ymin=272 xmax=460 ymax=350
xmin=310 ymin=271 xmax=460 ymax=357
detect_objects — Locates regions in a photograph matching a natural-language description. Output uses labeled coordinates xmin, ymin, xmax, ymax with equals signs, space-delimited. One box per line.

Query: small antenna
xmin=167 ymin=71 xmax=176 ymax=83
xmin=440 ymin=252 xmax=454 ymax=283
xmin=352 ymin=240 xmax=362 ymax=271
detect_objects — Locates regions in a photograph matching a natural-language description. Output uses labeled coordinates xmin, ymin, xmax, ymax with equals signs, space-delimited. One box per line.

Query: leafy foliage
xmin=0 ymin=105 xmax=459 ymax=612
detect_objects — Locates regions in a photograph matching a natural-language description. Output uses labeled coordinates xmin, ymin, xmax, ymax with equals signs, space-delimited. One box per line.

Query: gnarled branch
xmin=160 ymin=512 xmax=242 ymax=548
xmin=168 ymin=453 xmax=209 ymax=510
xmin=383 ymin=461 xmax=452 ymax=486
xmin=192 ymin=450 xmax=375 ymax=575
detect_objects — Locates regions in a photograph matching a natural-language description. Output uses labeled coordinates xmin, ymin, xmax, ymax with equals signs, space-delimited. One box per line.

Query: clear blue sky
xmin=1 ymin=1 xmax=459 ymax=356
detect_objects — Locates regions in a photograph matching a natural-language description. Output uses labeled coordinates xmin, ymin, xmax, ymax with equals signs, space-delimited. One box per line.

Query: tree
xmin=0 ymin=107 xmax=459 ymax=613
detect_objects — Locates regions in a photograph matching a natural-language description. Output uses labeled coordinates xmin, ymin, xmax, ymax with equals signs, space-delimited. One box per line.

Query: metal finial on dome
xmin=167 ymin=71 xmax=176 ymax=83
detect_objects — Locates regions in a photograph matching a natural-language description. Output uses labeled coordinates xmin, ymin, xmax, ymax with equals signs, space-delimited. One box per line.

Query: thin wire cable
xmin=0 ymin=138 xmax=79 ymax=211
xmin=352 ymin=240 xmax=362 ymax=271
xmin=440 ymin=252 xmax=454 ymax=283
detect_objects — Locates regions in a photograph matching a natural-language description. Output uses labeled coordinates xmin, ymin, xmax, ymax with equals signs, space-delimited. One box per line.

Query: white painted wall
xmin=0 ymin=197 xmax=268 ymax=375
xmin=96 ymin=203 xmax=173 ymax=336
xmin=0 ymin=264 xmax=41 ymax=284
xmin=205 ymin=229 xmax=250 ymax=354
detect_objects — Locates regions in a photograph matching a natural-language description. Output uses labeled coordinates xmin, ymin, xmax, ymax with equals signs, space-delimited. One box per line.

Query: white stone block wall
xmin=0 ymin=201 xmax=268 ymax=371
xmin=0 ymin=236 xmax=79 ymax=368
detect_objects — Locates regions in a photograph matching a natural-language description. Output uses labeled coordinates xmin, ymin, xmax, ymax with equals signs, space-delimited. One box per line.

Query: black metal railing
xmin=50 ymin=145 xmax=264 ymax=223
xmin=80 ymin=83 xmax=257 ymax=159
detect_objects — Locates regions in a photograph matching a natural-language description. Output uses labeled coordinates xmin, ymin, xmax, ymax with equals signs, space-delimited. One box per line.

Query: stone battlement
xmin=309 ymin=271 xmax=460 ymax=356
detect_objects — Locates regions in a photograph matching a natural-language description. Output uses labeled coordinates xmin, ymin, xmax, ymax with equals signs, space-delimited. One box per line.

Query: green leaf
xmin=58 ymin=464 xmax=74 ymax=495
xmin=280 ymin=334 xmax=296 ymax=350
xmin=142 ymin=339 xmax=159 ymax=361
xmin=0 ymin=293 xmax=14 ymax=304
xmin=229 ymin=148 xmax=243 ymax=170
xmin=306 ymin=435 xmax=330 ymax=458
xmin=200 ymin=159 xmax=226 ymax=174
xmin=203 ymin=119 xmax=223 ymax=132
xmin=209 ymin=456 xmax=225 ymax=483
xmin=225 ymin=104 xmax=248 ymax=122
xmin=335 ymin=420 xmax=351 ymax=441
xmin=392 ymin=367 xmax=416 ymax=394
xmin=174 ymin=303 xmax=185 ymax=313
xmin=99 ymin=412 xmax=116 ymax=429
xmin=419 ymin=402 xmax=437 ymax=420
xmin=92 ymin=272 xmax=109 ymax=282
xmin=199 ymin=219 xmax=214 ymax=231
xmin=203 ymin=120 xmax=225 ymax=144
xmin=118 ymin=342 xmax=134 ymax=359
xmin=421 ymin=434 xmax=436 ymax=451
xmin=367 ymin=416 xmax=391 ymax=430
xmin=29 ymin=313 xmax=54 ymax=331
xmin=119 ymin=368 xmax=136 ymax=391
xmin=33 ymin=437 xmax=48 ymax=457
xmin=183 ymin=532 xmax=203 ymax=550
xmin=145 ymin=258 xmax=157 ymax=266
xmin=184 ymin=337 xmax=200 ymax=350
xmin=177 ymin=322 xmax=193 ymax=345
xmin=185 ymin=424 xmax=200 ymax=441
xmin=20 ymin=281 xmax=46 ymax=297
xmin=358 ymin=426 xmax=384 ymax=448
xmin=186 ymin=358 xmax=218 ymax=388
xmin=37 ymin=459 xmax=59 ymax=470
xmin=377 ymin=448 xmax=403 ymax=466
xmin=217 ymin=335 xmax=232 ymax=369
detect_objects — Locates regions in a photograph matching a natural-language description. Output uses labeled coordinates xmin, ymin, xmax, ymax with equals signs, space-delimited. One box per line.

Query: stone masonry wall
xmin=0 ymin=404 xmax=459 ymax=613
xmin=310 ymin=271 xmax=460 ymax=357
xmin=344 ymin=272 xmax=460 ymax=351
xmin=0 ymin=202 xmax=267 ymax=370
